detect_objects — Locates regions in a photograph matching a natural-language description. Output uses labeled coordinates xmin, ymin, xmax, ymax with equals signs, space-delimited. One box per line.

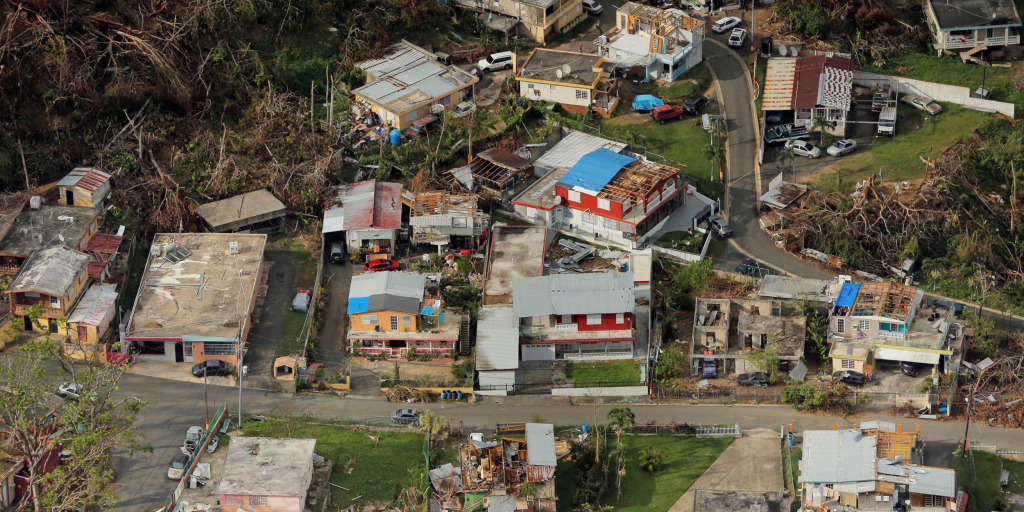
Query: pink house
xmin=218 ymin=437 xmax=316 ymax=512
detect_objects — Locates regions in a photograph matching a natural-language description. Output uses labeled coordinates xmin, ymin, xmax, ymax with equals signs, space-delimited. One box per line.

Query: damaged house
xmin=691 ymin=298 xmax=807 ymax=377
xmin=461 ymin=423 xmax=559 ymax=512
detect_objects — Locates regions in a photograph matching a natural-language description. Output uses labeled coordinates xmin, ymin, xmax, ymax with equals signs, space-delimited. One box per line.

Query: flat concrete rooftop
xmin=483 ymin=225 xmax=549 ymax=306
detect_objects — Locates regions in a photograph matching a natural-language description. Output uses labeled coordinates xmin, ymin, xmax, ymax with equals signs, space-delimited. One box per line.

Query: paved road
xmin=702 ymin=38 xmax=831 ymax=280
xmin=114 ymin=372 xmax=1024 ymax=510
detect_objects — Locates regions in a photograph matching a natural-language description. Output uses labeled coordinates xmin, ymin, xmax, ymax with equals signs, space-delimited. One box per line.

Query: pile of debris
xmin=969 ymin=392 xmax=1024 ymax=429
xmin=382 ymin=385 xmax=437 ymax=403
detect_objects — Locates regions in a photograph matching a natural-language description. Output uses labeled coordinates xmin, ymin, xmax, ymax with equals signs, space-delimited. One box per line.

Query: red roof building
xmin=793 ymin=54 xmax=854 ymax=136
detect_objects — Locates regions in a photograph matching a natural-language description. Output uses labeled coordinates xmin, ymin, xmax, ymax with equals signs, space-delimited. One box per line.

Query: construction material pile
xmin=382 ymin=386 xmax=436 ymax=403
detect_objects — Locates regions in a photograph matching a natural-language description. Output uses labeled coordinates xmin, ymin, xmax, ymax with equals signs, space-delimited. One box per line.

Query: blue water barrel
xmin=443 ymin=390 xmax=451 ymax=400
xmin=787 ymin=434 xmax=795 ymax=447
xmin=582 ymin=424 xmax=589 ymax=434
xmin=389 ymin=129 xmax=402 ymax=146
xmin=456 ymin=390 xmax=463 ymax=400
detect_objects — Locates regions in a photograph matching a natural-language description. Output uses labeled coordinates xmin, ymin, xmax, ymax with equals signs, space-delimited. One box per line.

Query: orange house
xmin=6 ymin=246 xmax=90 ymax=335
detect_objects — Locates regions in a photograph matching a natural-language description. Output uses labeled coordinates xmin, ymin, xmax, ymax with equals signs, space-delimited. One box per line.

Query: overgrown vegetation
xmin=565 ymin=361 xmax=642 ymax=386
xmin=781 ymin=382 xmax=854 ymax=414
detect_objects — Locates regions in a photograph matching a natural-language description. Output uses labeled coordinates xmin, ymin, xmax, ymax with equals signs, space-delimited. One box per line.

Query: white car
xmin=712 ymin=16 xmax=741 ymax=33
xmin=452 ymin=101 xmax=477 ymax=118
xmin=477 ymin=51 xmax=515 ymax=74
xmin=55 ymin=382 xmax=84 ymax=401
xmin=827 ymin=139 xmax=858 ymax=157
xmin=582 ymin=0 xmax=603 ymax=15
xmin=727 ymin=28 xmax=747 ymax=47
xmin=784 ymin=139 xmax=822 ymax=159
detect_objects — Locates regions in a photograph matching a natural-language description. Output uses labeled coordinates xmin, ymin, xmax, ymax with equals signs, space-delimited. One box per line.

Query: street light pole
xmin=238 ymin=345 xmax=246 ymax=431
xmin=962 ymin=396 xmax=972 ymax=452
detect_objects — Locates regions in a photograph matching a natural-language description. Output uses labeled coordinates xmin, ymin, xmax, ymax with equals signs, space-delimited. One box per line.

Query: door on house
xmin=65 ymin=190 xmax=74 ymax=205
xmin=183 ymin=342 xmax=193 ymax=363
xmin=47 ymin=319 xmax=58 ymax=333
xmin=390 ymin=315 xmax=399 ymax=330
xmin=24 ymin=316 xmax=32 ymax=331
xmin=174 ymin=343 xmax=184 ymax=362
xmin=77 ymin=326 xmax=87 ymax=343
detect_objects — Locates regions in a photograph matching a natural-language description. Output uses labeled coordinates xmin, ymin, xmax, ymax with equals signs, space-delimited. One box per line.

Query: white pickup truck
xmin=877 ymin=106 xmax=896 ymax=136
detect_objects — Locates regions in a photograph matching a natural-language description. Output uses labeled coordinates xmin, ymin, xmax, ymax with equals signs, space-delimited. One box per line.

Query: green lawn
xmin=1003 ymin=455 xmax=1024 ymax=495
xmin=564 ymin=361 xmax=643 ymax=386
xmin=754 ymin=55 xmax=768 ymax=115
xmin=610 ymin=435 xmax=734 ymax=512
xmin=810 ymin=104 xmax=991 ymax=185
xmin=864 ymin=52 xmax=1024 ymax=111
xmin=278 ymin=310 xmax=307 ymax=357
xmin=954 ymin=449 xmax=1006 ymax=512
xmin=654 ymin=230 xmax=706 ymax=251
xmin=633 ymin=62 xmax=713 ymax=102
xmin=241 ymin=419 xmax=431 ymax=506
xmin=600 ymin=114 xmax=714 ymax=184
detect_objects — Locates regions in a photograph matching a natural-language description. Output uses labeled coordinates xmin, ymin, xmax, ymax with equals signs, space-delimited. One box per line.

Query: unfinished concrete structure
xmin=691 ymin=298 xmax=806 ymax=376
xmin=219 ymin=437 xmax=316 ymax=512
xmin=597 ymin=2 xmax=705 ymax=82
xmin=409 ymin=191 xmax=488 ymax=250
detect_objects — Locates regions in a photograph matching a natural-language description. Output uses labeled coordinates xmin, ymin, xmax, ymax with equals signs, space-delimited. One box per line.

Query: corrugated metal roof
xmin=858 ymin=421 xmax=897 ymax=432
xmin=348 ymin=272 xmax=425 ymax=314
xmin=324 ymin=180 xmax=402 ymax=233
xmin=525 ymin=423 xmax=557 ymax=467
xmin=67 ymin=283 xmax=117 ymax=326
xmin=759 ymin=182 xmax=808 ymax=209
xmin=428 ymin=463 xmax=463 ymax=493
xmin=512 ymin=271 xmax=634 ymax=318
xmin=10 ymin=246 xmax=89 ymax=297
xmin=794 ymin=54 xmax=854 ymax=110
xmin=762 ymin=58 xmax=797 ymax=111
xmin=476 ymin=307 xmax=519 ymax=371
xmin=534 ymin=130 xmax=627 ymax=172
xmin=478 ymin=149 xmax=533 ymax=170
xmin=57 ymin=166 xmax=112 ymax=192
xmin=818 ymin=66 xmax=854 ymax=110
xmin=557 ymin=148 xmax=636 ymax=195
xmin=196 ymin=189 xmax=286 ymax=231
xmin=907 ymin=466 xmax=956 ymax=497
xmin=86 ymin=233 xmax=122 ymax=254
xmin=354 ymin=42 xmax=476 ymax=114
xmin=799 ymin=429 xmax=877 ymax=484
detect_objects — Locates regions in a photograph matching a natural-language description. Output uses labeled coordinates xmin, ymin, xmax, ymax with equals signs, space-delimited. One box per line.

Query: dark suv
xmin=737 ymin=372 xmax=771 ymax=387
xmin=832 ymin=370 xmax=867 ymax=387
xmin=900 ymin=362 xmax=922 ymax=377
xmin=684 ymin=96 xmax=708 ymax=115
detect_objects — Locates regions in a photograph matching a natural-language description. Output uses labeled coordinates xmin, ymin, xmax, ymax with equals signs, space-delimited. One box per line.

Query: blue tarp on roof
xmin=558 ymin=148 xmax=637 ymax=194
xmin=348 ymin=296 xmax=370 ymax=314
xmin=632 ymin=94 xmax=665 ymax=110
xmin=835 ymin=283 xmax=861 ymax=308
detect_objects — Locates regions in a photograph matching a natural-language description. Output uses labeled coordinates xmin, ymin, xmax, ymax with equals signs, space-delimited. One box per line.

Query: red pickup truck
xmin=650 ymin=104 xmax=686 ymax=125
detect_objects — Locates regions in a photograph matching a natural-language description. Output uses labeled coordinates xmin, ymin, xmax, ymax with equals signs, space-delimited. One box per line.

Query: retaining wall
xmin=550 ymin=385 xmax=648 ymax=397
xmin=853 ymin=71 xmax=1015 ymax=118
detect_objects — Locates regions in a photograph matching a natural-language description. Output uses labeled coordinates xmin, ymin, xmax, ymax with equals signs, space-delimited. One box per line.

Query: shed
xmin=57 ymin=167 xmax=112 ymax=208
xmin=66 ymin=283 xmax=118 ymax=345
xmin=197 ymin=190 xmax=286 ymax=233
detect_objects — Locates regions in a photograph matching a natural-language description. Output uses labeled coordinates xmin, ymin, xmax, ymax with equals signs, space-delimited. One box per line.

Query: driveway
xmin=668 ymin=429 xmax=784 ymax=512
xmin=702 ymin=38 xmax=832 ymax=280
xmin=319 ymin=259 xmax=353 ymax=368
xmin=244 ymin=249 xmax=294 ymax=375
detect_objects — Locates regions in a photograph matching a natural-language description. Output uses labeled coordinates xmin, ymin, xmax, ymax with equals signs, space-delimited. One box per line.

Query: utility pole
xmin=237 ymin=344 xmax=246 ymax=431
xmin=962 ymin=395 xmax=972 ymax=453
xmin=204 ymin=370 xmax=210 ymax=429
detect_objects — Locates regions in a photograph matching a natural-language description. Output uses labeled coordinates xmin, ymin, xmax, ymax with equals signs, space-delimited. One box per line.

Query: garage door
xmin=873 ymin=347 xmax=940 ymax=365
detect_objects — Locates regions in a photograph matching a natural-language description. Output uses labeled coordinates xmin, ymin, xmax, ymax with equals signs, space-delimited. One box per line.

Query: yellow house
xmin=56 ymin=166 xmax=113 ymax=208
xmin=516 ymin=48 xmax=619 ymax=116
xmin=829 ymin=340 xmax=875 ymax=374
xmin=353 ymin=41 xmax=479 ymax=131
xmin=6 ymin=246 xmax=90 ymax=335
xmin=453 ymin=0 xmax=585 ymax=43
xmin=64 ymin=283 xmax=118 ymax=361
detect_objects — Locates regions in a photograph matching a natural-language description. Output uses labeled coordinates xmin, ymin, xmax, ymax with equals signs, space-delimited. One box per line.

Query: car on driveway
xmin=650 ymin=104 xmax=687 ymax=124
xmin=291 ymin=289 xmax=312 ymax=312
xmin=55 ymin=382 xmax=84 ymax=401
xmin=827 ymin=139 xmax=858 ymax=157
xmin=452 ymin=101 xmax=477 ymax=118
xmin=191 ymin=360 xmax=230 ymax=378
xmin=707 ymin=215 xmax=733 ymax=238
xmin=477 ymin=51 xmax=515 ymax=73
xmin=364 ymin=258 xmax=401 ymax=272
xmin=167 ymin=453 xmax=188 ymax=480
xmin=832 ymin=370 xmax=868 ymax=387
xmin=737 ymin=372 xmax=771 ymax=387
xmin=735 ymin=258 xmax=771 ymax=278
xmin=329 ymin=241 xmax=345 ymax=264
xmin=784 ymin=139 xmax=821 ymax=158
xmin=900 ymin=362 xmax=922 ymax=377
xmin=711 ymin=16 xmax=741 ymax=33
xmin=582 ymin=0 xmax=603 ymax=15
xmin=727 ymin=28 xmax=747 ymax=48
xmin=901 ymin=94 xmax=943 ymax=115
xmin=683 ymin=96 xmax=708 ymax=115
xmin=391 ymin=408 xmax=421 ymax=425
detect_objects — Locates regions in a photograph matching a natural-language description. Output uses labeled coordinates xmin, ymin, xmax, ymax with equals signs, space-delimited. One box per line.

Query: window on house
xmin=615 ymin=314 xmax=624 ymax=324
xmin=603 ymin=217 xmax=617 ymax=229
xmin=550 ymin=84 xmax=555 ymax=91
xmin=563 ymin=13 xmax=568 ymax=22
xmin=576 ymin=89 xmax=589 ymax=100
xmin=204 ymin=342 xmax=236 ymax=356
xmin=581 ymin=211 xmax=595 ymax=224
xmin=528 ymin=83 xmax=535 ymax=89
xmin=586 ymin=314 xmax=602 ymax=325
xmin=403 ymin=316 xmax=412 ymax=326
xmin=390 ymin=316 xmax=399 ymax=330
xmin=923 ymin=495 xmax=943 ymax=507
xmin=597 ymin=197 xmax=610 ymax=210
xmin=406 ymin=111 xmax=417 ymax=122
xmin=439 ymin=95 xmax=452 ymax=106
xmin=363 ymin=315 xmax=378 ymax=325
xmin=560 ymin=315 xmax=571 ymax=324
xmin=836 ymin=318 xmax=845 ymax=333
xmin=841 ymin=359 xmax=855 ymax=369
xmin=568 ymin=190 xmax=581 ymax=202
xmin=250 ymin=496 xmax=269 ymax=506
xmin=49 ymin=297 xmax=60 ymax=309
xmin=857 ymin=320 xmax=870 ymax=331
xmin=452 ymin=217 xmax=468 ymax=228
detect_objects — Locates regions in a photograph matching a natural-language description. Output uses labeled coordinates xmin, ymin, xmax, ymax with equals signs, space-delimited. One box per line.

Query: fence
xmin=852 ymin=71 xmax=1015 ymax=117
xmin=300 ymin=237 xmax=327 ymax=359
xmin=164 ymin=403 xmax=229 ymax=511
xmin=382 ymin=378 xmax=472 ymax=388
xmin=695 ymin=423 xmax=742 ymax=438
xmin=655 ymin=387 xmax=782 ymax=403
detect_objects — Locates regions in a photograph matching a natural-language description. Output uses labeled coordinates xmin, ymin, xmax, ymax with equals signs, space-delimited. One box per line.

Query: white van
xmin=477 ymin=51 xmax=515 ymax=73
xmin=582 ymin=0 xmax=603 ymax=15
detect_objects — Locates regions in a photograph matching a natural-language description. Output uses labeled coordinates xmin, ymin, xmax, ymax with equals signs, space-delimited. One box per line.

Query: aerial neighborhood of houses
xmin=7 ymin=0 xmax=1024 ymax=511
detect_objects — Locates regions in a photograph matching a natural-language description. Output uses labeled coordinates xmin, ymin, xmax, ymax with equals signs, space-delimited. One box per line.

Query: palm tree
xmin=702 ymin=141 xmax=726 ymax=182
xmin=606 ymin=407 xmax=636 ymax=432
xmin=811 ymin=114 xmax=836 ymax=146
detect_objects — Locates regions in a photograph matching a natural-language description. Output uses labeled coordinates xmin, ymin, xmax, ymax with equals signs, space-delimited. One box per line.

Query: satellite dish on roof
xmin=430 ymin=104 xmax=445 ymax=114
xmin=562 ymin=63 xmax=572 ymax=75
xmin=778 ymin=45 xmax=788 ymax=57
xmin=556 ymin=69 xmax=563 ymax=79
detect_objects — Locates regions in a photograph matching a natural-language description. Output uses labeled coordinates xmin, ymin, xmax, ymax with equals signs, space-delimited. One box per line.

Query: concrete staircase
xmin=961 ymin=43 xmax=989 ymax=65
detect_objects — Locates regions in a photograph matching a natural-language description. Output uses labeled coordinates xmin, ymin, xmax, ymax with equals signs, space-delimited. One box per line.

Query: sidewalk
xmin=127 ymin=362 xmax=236 ymax=389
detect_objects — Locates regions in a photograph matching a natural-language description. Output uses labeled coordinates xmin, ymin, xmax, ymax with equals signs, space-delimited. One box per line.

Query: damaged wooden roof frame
xmin=598 ymin=159 xmax=679 ymax=205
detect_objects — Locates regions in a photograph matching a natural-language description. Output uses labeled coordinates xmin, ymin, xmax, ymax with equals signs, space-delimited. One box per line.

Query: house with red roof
xmin=57 ymin=166 xmax=112 ymax=208
xmin=763 ymin=53 xmax=855 ymax=137
xmin=322 ymin=180 xmax=403 ymax=262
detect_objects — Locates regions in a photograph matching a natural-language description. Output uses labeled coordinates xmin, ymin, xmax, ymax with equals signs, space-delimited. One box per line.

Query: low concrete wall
xmin=551 ymin=385 xmax=648 ymax=397
xmin=381 ymin=386 xmax=474 ymax=398
xmin=853 ymin=71 xmax=1015 ymax=118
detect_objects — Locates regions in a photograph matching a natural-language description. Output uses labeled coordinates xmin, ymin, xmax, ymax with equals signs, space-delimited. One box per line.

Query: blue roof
xmin=558 ymin=148 xmax=636 ymax=194
xmin=835 ymin=283 xmax=861 ymax=308
xmin=348 ymin=296 xmax=370 ymax=314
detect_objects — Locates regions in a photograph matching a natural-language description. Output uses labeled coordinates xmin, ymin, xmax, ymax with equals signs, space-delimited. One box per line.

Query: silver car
xmin=827 ymin=139 xmax=857 ymax=157
xmin=784 ymin=139 xmax=821 ymax=159
xmin=712 ymin=16 xmax=741 ymax=33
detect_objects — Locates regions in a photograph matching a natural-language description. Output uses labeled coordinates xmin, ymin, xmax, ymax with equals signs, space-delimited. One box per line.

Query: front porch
xmin=353 ymin=339 xmax=454 ymax=360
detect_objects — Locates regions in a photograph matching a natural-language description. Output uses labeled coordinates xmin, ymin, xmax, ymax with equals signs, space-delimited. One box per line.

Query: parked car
xmin=477 ymin=51 xmax=515 ymax=73
xmin=900 ymin=362 xmax=922 ymax=377
xmin=55 ymin=382 xmax=84 ymax=401
xmin=650 ymin=104 xmax=687 ymax=124
xmin=191 ymin=360 xmax=230 ymax=378
xmin=764 ymin=111 xmax=783 ymax=125
xmin=737 ymin=372 xmax=771 ymax=387
xmin=711 ymin=16 xmax=741 ymax=33
xmin=683 ymin=95 xmax=708 ymax=115
xmin=364 ymin=258 xmax=401 ymax=272
xmin=329 ymin=241 xmax=345 ymax=264
xmin=452 ymin=101 xmax=477 ymax=118
xmin=764 ymin=124 xmax=810 ymax=144
xmin=901 ymin=94 xmax=943 ymax=115
xmin=707 ymin=215 xmax=733 ymax=238
xmin=582 ymin=0 xmax=603 ymax=15
xmin=727 ymin=28 xmax=747 ymax=48
xmin=167 ymin=453 xmax=189 ymax=480
xmin=826 ymin=139 xmax=858 ymax=157
xmin=391 ymin=408 xmax=422 ymax=425
xmin=409 ymin=115 xmax=439 ymax=137
xmin=735 ymin=258 xmax=771 ymax=278
xmin=784 ymin=139 xmax=821 ymax=159
xmin=184 ymin=426 xmax=203 ymax=450
xmin=292 ymin=289 xmax=312 ymax=312
xmin=832 ymin=370 xmax=868 ymax=387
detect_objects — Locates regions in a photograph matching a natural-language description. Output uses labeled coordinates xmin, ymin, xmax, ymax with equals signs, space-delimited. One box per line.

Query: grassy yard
xmin=783 ymin=445 xmax=802 ymax=511
xmin=1003 ymin=455 xmax=1024 ymax=495
xmin=564 ymin=361 xmax=642 ymax=386
xmin=954 ymin=449 xmax=1007 ymax=512
xmin=865 ymin=53 xmax=1024 ymax=110
xmin=609 ymin=435 xmax=734 ymax=512
xmin=654 ymin=230 xmax=706 ymax=251
xmin=810 ymin=104 xmax=991 ymax=185
xmin=632 ymin=62 xmax=713 ymax=102
xmin=241 ymin=419 xmax=433 ymax=506
xmin=600 ymin=115 xmax=714 ymax=184
xmin=269 ymin=235 xmax=320 ymax=357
